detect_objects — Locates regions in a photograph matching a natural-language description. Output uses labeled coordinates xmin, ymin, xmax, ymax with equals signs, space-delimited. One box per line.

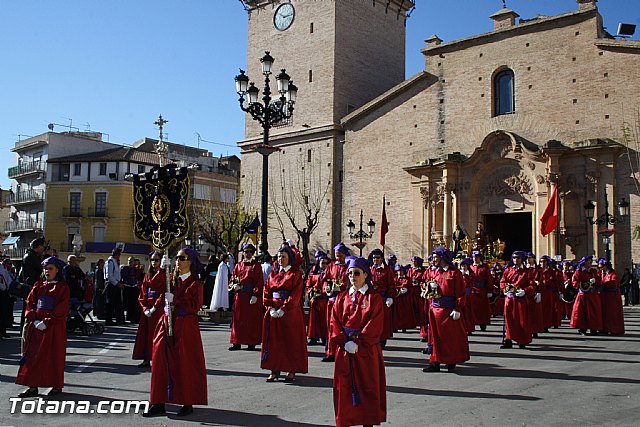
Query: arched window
xmin=493 ymin=69 xmax=515 ymax=116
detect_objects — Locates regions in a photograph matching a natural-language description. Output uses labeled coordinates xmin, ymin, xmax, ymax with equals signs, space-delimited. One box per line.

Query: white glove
xmin=487 ymin=292 xmax=493 ymax=298
xmin=34 ymin=320 xmax=47 ymax=331
xmin=534 ymin=293 xmax=541 ymax=304
xmin=559 ymin=293 xmax=564 ymax=299
xmin=450 ymin=310 xmax=461 ymax=321
xmin=400 ymin=288 xmax=408 ymax=295
xmin=233 ymin=283 xmax=242 ymax=291
xmin=269 ymin=307 xmax=278 ymax=317
xmin=385 ymin=297 xmax=393 ymax=307
xmin=144 ymin=309 xmax=152 ymax=317
xmin=429 ymin=281 xmax=438 ymax=290
xmin=515 ymin=289 xmax=526 ymax=298
xmin=344 ymin=341 xmax=358 ymax=354
xmin=165 ymin=292 xmax=174 ymax=303
xmin=276 ymin=308 xmax=285 ymax=318
xmin=589 ymin=278 xmax=596 ymax=284
xmin=464 ymin=270 xmax=470 ymax=275
xmin=250 ymin=296 xmax=258 ymax=305
xmin=160 ymin=255 xmax=170 ymax=270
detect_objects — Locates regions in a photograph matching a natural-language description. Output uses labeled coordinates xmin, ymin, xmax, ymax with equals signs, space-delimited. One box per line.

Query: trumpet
xmin=324 ymin=278 xmax=343 ymax=296
xmin=503 ymin=283 xmax=517 ymax=295
xmin=421 ymin=280 xmax=441 ymax=299
xmin=307 ymin=287 xmax=321 ymax=302
xmin=228 ymin=275 xmax=241 ymax=292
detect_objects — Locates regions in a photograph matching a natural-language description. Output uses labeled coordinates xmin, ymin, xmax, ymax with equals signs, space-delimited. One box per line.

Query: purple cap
xmin=471 ymin=250 xmax=483 ymax=259
xmin=277 ymin=244 xmax=296 ymax=269
xmin=41 ymin=256 xmax=65 ymax=270
xmin=394 ymin=264 xmax=405 ymax=272
xmin=314 ymin=250 xmax=327 ymax=258
xmin=334 ymin=242 xmax=351 ymax=256
xmin=242 ymin=243 xmax=256 ymax=252
xmin=597 ymin=258 xmax=612 ymax=269
xmin=525 ymin=252 xmax=535 ymax=259
xmin=577 ymin=255 xmax=593 ymax=269
xmin=459 ymin=257 xmax=472 ymax=266
xmin=432 ymin=247 xmax=454 ymax=265
xmin=347 ymin=257 xmax=372 ymax=282
xmin=411 ymin=256 xmax=424 ymax=266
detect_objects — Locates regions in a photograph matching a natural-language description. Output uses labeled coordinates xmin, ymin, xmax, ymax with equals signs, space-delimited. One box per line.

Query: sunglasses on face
xmin=348 ymin=271 xmax=362 ymax=276
xmin=175 ymin=255 xmax=188 ymax=261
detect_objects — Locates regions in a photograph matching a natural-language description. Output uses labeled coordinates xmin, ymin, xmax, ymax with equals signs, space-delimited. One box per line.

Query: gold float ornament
xmin=324 ymin=278 xmax=342 ymax=296
xmin=424 ymin=280 xmax=441 ymax=300
xmin=228 ymin=275 xmax=241 ymax=292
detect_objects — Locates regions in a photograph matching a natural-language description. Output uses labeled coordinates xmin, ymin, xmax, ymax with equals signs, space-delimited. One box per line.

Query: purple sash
xmin=431 ymin=296 xmax=456 ymax=308
xmin=36 ymin=295 xmax=55 ymax=311
xmin=240 ymin=283 xmax=254 ymax=293
xmin=147 ymin=289 xmax=160 ymax=298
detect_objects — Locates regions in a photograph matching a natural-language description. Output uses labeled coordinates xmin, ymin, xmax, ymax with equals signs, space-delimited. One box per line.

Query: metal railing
xmin=62 ymin=207 xmax=83 ymax=218
xmin=3 ymin=246 xmax=28 ymax=259
xmin=87 ymin=206 xmax=108 ymax=218
xmin=4 ymin=219 xmax=43 ymax=232
xmin=8 ymin=189 xmax=45 ymax=205
xmin=8 ymin=160 xmax=46 ymax=178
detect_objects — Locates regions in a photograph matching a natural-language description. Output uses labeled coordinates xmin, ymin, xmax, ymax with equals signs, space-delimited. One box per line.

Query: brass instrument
xmin=228 ymin=275 xmax=241 ymax=292
xmin=503 ymin=283 xmax=517 ymax=295
xmin=324 ymin=277 xmax=343 ymax=296
xmin=423 ymin=280 xmax=441 ymax=300
xmin=307 ymin=287 xmax=321 ymax=302
xmin=579 ymin=281 xmax=593 ymax=293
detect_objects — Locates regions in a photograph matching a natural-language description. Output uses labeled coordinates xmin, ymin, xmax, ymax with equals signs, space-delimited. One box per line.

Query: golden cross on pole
xmin=154 ymin=114 xmax=169 ymax=167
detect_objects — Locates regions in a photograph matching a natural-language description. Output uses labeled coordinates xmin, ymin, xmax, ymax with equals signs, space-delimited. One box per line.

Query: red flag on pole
xmin=380 ymin=196 xmax=389 ymax=247
xmin=540 ymin=185 xmax=558 ymax=236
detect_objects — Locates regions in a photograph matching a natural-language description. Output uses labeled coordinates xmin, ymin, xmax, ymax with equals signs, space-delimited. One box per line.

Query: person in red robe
xmin=423 ymin=247 xmax=469 ymax=373
xmin=229 ymin=244 xmax=264 ymax=350
xmin=323 ymin=243 xmax=350 ymax=362
xmin=526 ymin=252 xmax=544 ymax=336
xmin=470 ymin=251 xmax=493 ymax=331
xmin=420 ymin=256 xmax=437 ymax=343
xmin=408 ymin=256 xmax=428 ymax=340
xmin=369 ymin=248 xmax=394 ymax=347
xmin=500 ymin=251 xmax=535 ymax=349
xmin=560 ymin=260 xmax=577 ymax=319
xmin=551 ymin=261 xmax=564 ymax=328
xmin=307 ymin=251 xmax=330 ymax=346
xmin=597 ymin=258 xmax=624 ymax=335
xmin=132 ymin=251 xmax=165 ymax=367
xmin=490 ymin=263 xmax=505 ymax=317
xmin=392 ymin=264 xmax=418 ymax=331
xmin=458 ymin=258 xmax=476 ymax=335
xmin=570 ymin=255 xmax=603 ymax=335
xmin=16 ymin=256 xmax=69 ymax=398
xmin=261 ymin=244 xmax=308 ymax=382
xmin=143 ymin=248 xmax=207 ymax=418
xmin=537 ymin=256 xmax=559 ymax=332
xmin=330 ymin=256 xmax=385 ymax=427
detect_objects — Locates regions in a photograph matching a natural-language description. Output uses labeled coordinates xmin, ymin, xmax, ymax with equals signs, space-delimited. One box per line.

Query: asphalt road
xmin=1 ymin=306 xmax=639 ymax=427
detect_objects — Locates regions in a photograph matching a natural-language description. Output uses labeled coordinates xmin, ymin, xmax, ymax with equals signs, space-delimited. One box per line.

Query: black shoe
xmin=246 ymin=345 xmax=257 ymax=351
xmin=519 ymin=344 xmax=526 ymax=349
xmin=321 ymin=355 xmax=335 ymax=362
xmin=467 ymin=332 xmax=473 ymax=336
xmin=228 ymin=344 xmax=241 ymax=351
xmin=176 ymin=405 xmax=193 ymax=417
xmin=18 ymin=387 xmax=38 ymax=398
xmin=544 ymin=328 xmax=549 ymax=333
xmin=105 ymin=320 xmax=115 ymax=326
xmin=422 ymin=362 xmax=440 ymax=373
xmin=421 ymin=348 xmax=429 ymax=354
xmin=137 ymin=361 xmax=151 ymax=368
xmin=579 ymin=329 xmax=587 ymax=336
xmin=283 ymin=374 xmax=296 ymax=383
xmin=446 ymin=364 xmax=456 ymax=372
xmin=402 ymin=329 xmax=407 ymax=333
xmin=48 ymin=387 xmax=62 ymax=396
xmin=533 ymin=333 xmax=539 ymax=338
xmin=500 ymin=340 xmax=513 ymax=349
xmin=308 ymin=338 xmax=318 ymax=345
xmin=480 ymin=325 xmax=487 ymax=331
xmin=420 ymin=337 xmax=427 ymax=343
xmin=142 ymin=404 xmax=166 ymax=418
xmin=381 ymin=340 xmax=387 ymax=350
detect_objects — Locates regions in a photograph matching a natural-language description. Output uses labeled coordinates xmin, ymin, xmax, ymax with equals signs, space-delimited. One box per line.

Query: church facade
xmin=239 ymin=0 xmax=639 ymax=269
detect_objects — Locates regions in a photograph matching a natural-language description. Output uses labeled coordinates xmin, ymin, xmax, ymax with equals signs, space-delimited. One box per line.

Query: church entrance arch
xmin=484 ymin=212 xmax=532 ymax=261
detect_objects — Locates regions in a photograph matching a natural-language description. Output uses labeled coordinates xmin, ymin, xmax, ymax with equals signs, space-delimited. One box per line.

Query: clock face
xmin=274 ymin=3 xmax=295 ymax=31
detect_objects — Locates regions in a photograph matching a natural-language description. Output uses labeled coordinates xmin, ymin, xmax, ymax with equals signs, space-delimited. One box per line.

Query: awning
xmin=2 ymin=235 xmax=20 ymax=246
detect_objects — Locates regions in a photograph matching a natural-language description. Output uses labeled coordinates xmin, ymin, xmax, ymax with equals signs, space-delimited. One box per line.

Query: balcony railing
xmin=87 ymin=207 xmax=109 ymax=218
xmin=9 ymin=189 xmax=45 ymax=205
xmin=4 ymin=219 xmax=44 ymax=232
xmin=8 ymin=160 xmax=46 ymax=179
xmin=62 ymin=207 xmax=83 ymax=218
xmin=3 ymin=246 xmax=29 ymax=260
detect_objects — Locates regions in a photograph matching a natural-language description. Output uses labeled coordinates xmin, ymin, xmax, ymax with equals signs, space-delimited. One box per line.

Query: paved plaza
xmin=1 ymin=306 xmax=639 ymax=427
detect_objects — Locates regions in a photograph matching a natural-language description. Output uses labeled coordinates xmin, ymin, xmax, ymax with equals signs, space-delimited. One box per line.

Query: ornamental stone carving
xmin=482 ymin=168 xmax=533 ymax=197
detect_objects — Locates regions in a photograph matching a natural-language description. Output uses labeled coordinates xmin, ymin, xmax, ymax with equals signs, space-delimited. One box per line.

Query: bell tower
xmin=238 ymin=0 xmax=414 ymax=251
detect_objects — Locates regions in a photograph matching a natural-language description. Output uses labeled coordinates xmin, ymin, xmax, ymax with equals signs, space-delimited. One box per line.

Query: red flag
xmin=540 ymin=185 xmax=558 ymax=236
xmin=380 ymin=196 xmax=389 ymax=247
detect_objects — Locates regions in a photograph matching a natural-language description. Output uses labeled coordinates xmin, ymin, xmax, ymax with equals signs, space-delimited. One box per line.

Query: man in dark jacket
xmin=18 ymin=238 xmax=46 ymax=332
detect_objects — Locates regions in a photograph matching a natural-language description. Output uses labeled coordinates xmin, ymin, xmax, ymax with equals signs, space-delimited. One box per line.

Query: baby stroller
xmin=67 ymin=274 xmax=105 ymax=335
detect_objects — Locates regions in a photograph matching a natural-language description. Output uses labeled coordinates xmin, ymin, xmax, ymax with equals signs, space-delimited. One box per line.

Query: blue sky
xmin=1 ymin=0 xmax=637 ymax=189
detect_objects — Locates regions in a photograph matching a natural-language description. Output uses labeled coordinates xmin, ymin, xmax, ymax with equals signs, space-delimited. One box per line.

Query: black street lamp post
xmin=584 ymin=187 xmax=630 ymax=261
xmin=235 ymin=52 xmax=298 ymax=255
xmin=346 ymin=209 xmax=376 ymax=256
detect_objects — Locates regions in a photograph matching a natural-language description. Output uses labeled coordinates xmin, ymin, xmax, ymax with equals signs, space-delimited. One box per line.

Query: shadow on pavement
xmin=169 ymin=407 xmax=332 ymax=426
